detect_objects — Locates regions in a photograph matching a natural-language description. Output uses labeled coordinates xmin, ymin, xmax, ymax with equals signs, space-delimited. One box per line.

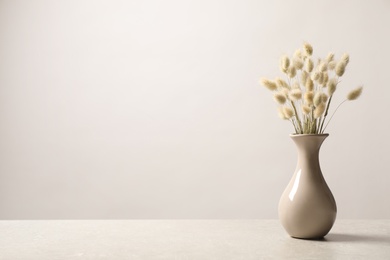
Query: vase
xmin=278 ymin=134 xmax=337 ymax=239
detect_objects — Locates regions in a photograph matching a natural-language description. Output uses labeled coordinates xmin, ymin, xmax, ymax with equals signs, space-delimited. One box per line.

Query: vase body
xmin=278 ymin=134 xmax=337 ymax=239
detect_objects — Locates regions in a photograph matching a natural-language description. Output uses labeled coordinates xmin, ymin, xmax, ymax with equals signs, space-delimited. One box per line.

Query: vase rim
xmin=290 ymin=133 xmax=329 ymax=137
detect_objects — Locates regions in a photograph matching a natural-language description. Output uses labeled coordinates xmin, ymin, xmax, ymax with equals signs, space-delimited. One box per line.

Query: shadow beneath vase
xmin=289 ymin=233 xmax=390 ymax=244
xmin=324 ymin=233 xmax=390 ymax=244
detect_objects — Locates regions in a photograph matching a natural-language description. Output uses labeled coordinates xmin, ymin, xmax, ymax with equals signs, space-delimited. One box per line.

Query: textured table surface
xmin=1 ymin=220 xmax=390 ymax=260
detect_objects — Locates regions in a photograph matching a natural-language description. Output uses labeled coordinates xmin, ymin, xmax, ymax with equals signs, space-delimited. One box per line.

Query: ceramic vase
xmin=278 ymin=134 xmax=337 ymax=239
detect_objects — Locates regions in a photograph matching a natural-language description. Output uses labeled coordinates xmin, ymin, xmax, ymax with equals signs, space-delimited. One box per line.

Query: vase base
xmin=290 ymin=235 xmax=326 ymax=241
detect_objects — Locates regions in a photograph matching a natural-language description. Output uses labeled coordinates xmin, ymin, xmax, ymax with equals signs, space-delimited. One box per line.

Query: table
xmin=1 ymin=220 xmax=389 ymax=259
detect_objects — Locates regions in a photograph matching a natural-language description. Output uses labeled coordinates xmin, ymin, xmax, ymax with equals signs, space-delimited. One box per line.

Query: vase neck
xmin=291 ymin=134 xmax=327 ymax=152
xmin=290 ymin=134 xmax=328 ymax=167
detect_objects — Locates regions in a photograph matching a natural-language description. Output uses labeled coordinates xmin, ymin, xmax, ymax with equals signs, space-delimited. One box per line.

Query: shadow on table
xmin=324 ymin=233 xmax=390 ymax=243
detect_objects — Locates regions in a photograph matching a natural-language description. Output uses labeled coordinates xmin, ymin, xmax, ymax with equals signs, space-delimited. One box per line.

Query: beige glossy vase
xmin=278 ymin=134 xmax=337 ymax=239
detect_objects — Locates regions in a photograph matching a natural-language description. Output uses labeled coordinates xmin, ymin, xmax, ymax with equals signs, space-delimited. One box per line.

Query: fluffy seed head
xmin=293 ymin=58 xmax=304 ymax=70
xmin=289 ymin=89 xmax=302 ymax=101
xmin=347 ymin=86 xmax=363 ymax=100
xmin=260 ymin=78 xmax=277 ymax=91
xmin=275 ymin=78 xmax=289 ymax=89
xmin=283 ymin=107 xmax=294 ymax=119
xmin=302 ymin=105 xmax=311 ymax=115
xmin=280 ymin=56 xmax=290 ymax=73
xmin=301 ymin=71 xmax=309 ymax=85
xmin=341 ymin=53 xmax=350 ymax=64
xmin=288 ymin=66 xmax=296 ymax=78
xmin=303 ymin=42 xmax=313 ymax=56
xmin=305 ymin=58 xmax=314 ymax=72
xmin=278 ymin=107 xmax=287 ymax=120
xmin=319 ymin=62 xmax=328 ymax=72
xmin=313 ymin=92 xmax=323 ymax=106
xmin=326 ymin=52 xmax=335 ymax=62
xmin=335 ymin=61 xmax=347 ymax=77
xmin=327 ymin=78 xmax=337 ymax=95
xmin=274 ymin=92 xmax=287 ymax=104
xmin=314 ymin=102 xmax=326 ymax=118
xmin=321 ymin=93 xmax=329 ymax=103
xmin=318 ymin=73 xmax=324 ymax=85
xmin=281 ymin=88 xmax=289 ymax=97
xmin=322 ymin=73 xmax=329 ymax=86
xmin=311 ymin=71 xmax=320 ymax=81
xmin=305 ymin=78 xmax=314 ymax=91
xmin=293 ymin=49 xmax=302 ymax=59
xmin=328 ymin=61 xmax=336 ymax=70
xmin=304 ymin=91 xmax=314 ymax=105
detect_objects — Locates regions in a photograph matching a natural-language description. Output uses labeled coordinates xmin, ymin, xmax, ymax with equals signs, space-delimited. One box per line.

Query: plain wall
xmin=0 ymin=0 xmax=389 ymax=219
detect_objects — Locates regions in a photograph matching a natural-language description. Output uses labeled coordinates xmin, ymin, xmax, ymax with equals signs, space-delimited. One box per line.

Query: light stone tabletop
xmin=1 ymin=220 xmax=389 ymax=260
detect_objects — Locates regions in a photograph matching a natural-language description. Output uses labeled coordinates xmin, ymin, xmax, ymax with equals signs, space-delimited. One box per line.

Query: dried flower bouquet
xmin=260 ymin=43 xmax=363 ymax=134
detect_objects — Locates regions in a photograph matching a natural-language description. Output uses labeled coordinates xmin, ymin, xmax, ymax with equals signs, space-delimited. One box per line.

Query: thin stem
xmin=322 ymin=99 xmax=348 ymax=133
xmin=319 ymin=76 xmax=340 ymax=133
xmin=286 ymin=76 xmax=303 ymax=134
xmin=302 ymin=115 xmax=307 ymax=134
xmin=319 ymin=95 xmax=332 ymax=133
xmin=310 ymin=106 xmax=315 ymax=134
xmin=290 ymin=118 xmax=298 ymax=134
xmin=290 ymin=101 xmax=303 ymax=134
xmin=317 ymin=115 xmax=322 ymax=133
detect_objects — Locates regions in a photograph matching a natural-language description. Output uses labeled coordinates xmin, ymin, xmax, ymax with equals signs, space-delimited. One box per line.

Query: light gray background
xmin=0 ymin=0 xmax=389 ymax=219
